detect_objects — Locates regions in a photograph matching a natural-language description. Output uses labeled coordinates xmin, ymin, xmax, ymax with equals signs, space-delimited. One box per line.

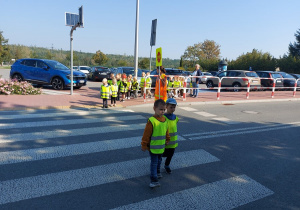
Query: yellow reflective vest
xmin=148 ymin=117 xmax=168 ymax=154
xmin=111 ymin=84 xmax=118 ymax=97
xmin=101 ymin=85 xmax=110 ymax=99
xmin=164 ymin=115 xmax=178 ymax=149
xmin=140 ymin=77 xmax=145 ymax=88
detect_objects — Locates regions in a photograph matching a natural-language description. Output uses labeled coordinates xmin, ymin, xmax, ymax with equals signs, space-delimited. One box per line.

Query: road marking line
xmin=0 ymin=109 xmax=135 ymax=120
xmin=212 ymin=117 xmax=239 ymax=124
xmin=182 ymin=122 xmax=300 ymax=137
xmin=0 ymin=149 xmax=219 ymax=205
xmin=0 ymin=135 xmax=186 ymax=165
xmin=195 ymin=111 xmax=217 ymax=117
xmin=0 ymin=115 xmax=145 ymax=129
xmin=179 ymin=107 xmax=198 ymax=111
xmin=112 ymin=175 xmax=274 ymax=210
xmin=0 ymin=123 xmax=145 ymax=143
xmin=188 ymin=122 xmax=300 ymax=140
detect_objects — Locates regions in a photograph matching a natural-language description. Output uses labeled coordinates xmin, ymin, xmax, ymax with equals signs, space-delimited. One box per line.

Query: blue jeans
xmin=192 ymin=82 xmax=199 ymax=96
xmin=149 ymin=152 xmax=162 ymax=182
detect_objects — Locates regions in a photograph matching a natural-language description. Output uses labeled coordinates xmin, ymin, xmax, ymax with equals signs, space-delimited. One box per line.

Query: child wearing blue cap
xmin=162 ymin=98 xmax=179 ymax=174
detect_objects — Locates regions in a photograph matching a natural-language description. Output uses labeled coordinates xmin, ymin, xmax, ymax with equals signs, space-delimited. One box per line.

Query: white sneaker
xmin=149 ymin=182 xmax=160 ymax=188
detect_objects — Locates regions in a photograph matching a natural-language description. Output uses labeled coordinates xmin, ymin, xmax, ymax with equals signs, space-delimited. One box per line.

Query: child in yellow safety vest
xmin=119 ymin=74 xmax=127 ymax=102
xmin=131 ymin=76 xmax=139 ymax=98
xmin=162 ymin=98 xmax=178 ymax=174
xmin=179 ymin=77 xmax=185 ymax=97
xmin=100 ymin=78 xmax=110 ymax=108
xmin=167 ymin=76 xmax=174 ymax=98
xmin=140 ymin=72 xmax=146 ymax=97
xmin=126 ymin=75 xmax=132 ymax=99
xmin=146 ymin=72 xmax=152 ymax=98
xmin=173 ymin=76 xmax=181 ymax=98
xmin=141 ymin=99 xmax=170 ymax=188
xmin=110 ymin=78 xmax=118 ymax=107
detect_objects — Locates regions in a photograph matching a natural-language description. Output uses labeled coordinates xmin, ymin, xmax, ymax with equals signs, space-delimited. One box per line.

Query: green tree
xmin=0 ymin=31 xmax=10 ymax=64
xmin=181 ymin=40 xmax=221 ymax=68
xmin=117 ymin=59 xmax=127 ymax=66
xmin=138 ymin=58 xmax=149 ymax=69
xmin=92 ymin=50 xmax=108 ymax=65
xmin=229 ymin=49 xmax=276 ymax=71
xmin=289 ymin=29 xmax=300 ymax=58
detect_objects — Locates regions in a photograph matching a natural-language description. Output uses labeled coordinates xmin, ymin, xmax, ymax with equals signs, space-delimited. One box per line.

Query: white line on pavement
xmin=182 ymin=122 xmax=300 ymax=137
xmin=0 ymin=135 xmax=186 ymax=165
xmin=194 ymin=111 xmax=217 ymax=117
xmin=112 ymin=175 xmax=274 ymax=210
xmin=212 ymin=117 xmax=240 ymax=124
xmin=188 ymin=122 xmax=300 ymax=140
xmin=0 ymin=149 xmax=219 ymax=205
xmin=0 ymin=123 xmax=145 ymax=143
xmin=0 ymin=115 xmax=145 ymax=129
xmin=178 ymin=107 xmax=198 ymax=112
xmin=0 ymin=109 xmax=135 ymax=120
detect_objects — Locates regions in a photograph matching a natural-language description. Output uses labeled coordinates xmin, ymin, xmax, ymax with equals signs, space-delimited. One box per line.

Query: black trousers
xmin=102 ymin=99 xmax=108 ymax=108
xmin=162 ymin=148 xmax=175 ymax=166
xmin=111 ymin=97 xmax=116 ymax=104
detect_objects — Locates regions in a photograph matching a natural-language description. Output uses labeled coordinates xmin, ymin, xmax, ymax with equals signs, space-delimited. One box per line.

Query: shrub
xmin=0 ymin=77 xmax=42 ymax=95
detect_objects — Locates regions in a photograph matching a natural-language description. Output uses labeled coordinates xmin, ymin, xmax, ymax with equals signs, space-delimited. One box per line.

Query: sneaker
xmin=149 ymin=181 xmax=160 ymax=188
xmin=157 ymin=173 xmax=163 ymax=179
xmin=165 ymin=166 xmax=172 ymax=174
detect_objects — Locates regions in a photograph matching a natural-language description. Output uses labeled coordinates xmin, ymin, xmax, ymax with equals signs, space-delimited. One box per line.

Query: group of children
xmin=141 ymin=98 xmax=179 ymax=188
xmin=167 ymin=76 xmax=185 ymax=98
xmin=100 ymin=72 xmax=152 ymax=108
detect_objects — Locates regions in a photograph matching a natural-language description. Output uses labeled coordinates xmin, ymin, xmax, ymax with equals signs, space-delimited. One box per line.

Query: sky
xmin=1 ymin=0 xmax=300 ymax=61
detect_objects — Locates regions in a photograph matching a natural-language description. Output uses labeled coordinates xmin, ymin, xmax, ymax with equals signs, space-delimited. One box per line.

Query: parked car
xmin=10 ymin=58 xmax=86 ymax=90
xmin=278 ymin=71 xmax=300 ymax=90
xmin=255 ymin=71 xmax=284 ymax=89
xmin=112 ymin=67 xmax=143 ymax=83
xmin=72 ymin=66 xmax=90 ymax=75
xmin=206 ymin=70 xmax=261 ymax=92
xmin=209 ymin=71 xmax=219 ymax=76
xmin=150 ymin=68 xmax=187 ymax=87
xmin=87 ymin=66 xmax=111 ymax=81
xmin=290 ymin=73 xmax=300 ymax=90
xmin=200 ymin=72 xmax=213 ymax=84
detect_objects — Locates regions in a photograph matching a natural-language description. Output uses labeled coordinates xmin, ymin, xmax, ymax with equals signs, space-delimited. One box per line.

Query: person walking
xmin=140 ymin=71 xmax=146 ymax=97
xmin=154 ymin=66 xmax=167 ymax=101
xmin=192 ymin=64 xmax=202 ymax=98
xmin=162 ymin=98 xmax=179 ymax=174
xmin=141 ymin=99 xmax=170 ymax=188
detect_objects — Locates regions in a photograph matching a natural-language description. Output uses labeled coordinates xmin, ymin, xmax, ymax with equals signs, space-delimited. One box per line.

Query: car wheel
xmin=233 ymin=83 xmax=241 ymax=92
xmin=12 ymin=74 xmax=23 ymax=82
xmin=206 ymin=81 xmax=213 ymax=88
xmin=51 ymin=77 xmax=64 ymax=90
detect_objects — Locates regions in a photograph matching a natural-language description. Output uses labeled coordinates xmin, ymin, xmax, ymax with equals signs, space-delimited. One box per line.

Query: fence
xmin=143 ymin=75 xmax=300 ymax=102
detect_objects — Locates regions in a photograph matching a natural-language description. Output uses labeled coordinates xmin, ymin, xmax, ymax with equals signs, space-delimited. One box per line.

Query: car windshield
xmin=44 ymin=60 xmax=69 ymax=70
xmin=123 ymin=68 xmax=143 ymax=77
xmin=271 ymin=73 xmax=283 ymax=79
xmin=166 ymin=70 xmax=183 ymax=75
xmin=245 ymin=72 xmax=259 ymax=77
xmin=95 ymin=67 xmax=109 ymax=72
xmin=280 ymin=73 xmax=294 ymax=79
xmin=80 ymin=67 xmax=90 ymax=70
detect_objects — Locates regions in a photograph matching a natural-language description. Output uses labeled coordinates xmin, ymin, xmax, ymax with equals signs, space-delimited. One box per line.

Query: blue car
xmin=10 ymin=58 xmax=87 ymax=90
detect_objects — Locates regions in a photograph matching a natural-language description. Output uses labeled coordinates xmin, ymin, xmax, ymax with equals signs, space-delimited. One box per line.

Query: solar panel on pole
xmin=150 ymin=19 xmax=157 ymax=46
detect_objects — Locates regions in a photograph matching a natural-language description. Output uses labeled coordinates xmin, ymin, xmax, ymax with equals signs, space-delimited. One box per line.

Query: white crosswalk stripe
xmin=0 ymin=108 xmax=275 ymax=208
xmin=0 ymin=149 xmax=219 ymax=205
xmin=113 ymin=175 xmax=274 ymax=210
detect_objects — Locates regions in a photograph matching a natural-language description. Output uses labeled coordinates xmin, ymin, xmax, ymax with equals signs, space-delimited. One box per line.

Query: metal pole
xmin=149 ymin=46 xmax=152 ymax=72
xmin=133 ymin=0 xmax=139 ymax=78
xmin=70 ymin=27 xmax=75 ymax=95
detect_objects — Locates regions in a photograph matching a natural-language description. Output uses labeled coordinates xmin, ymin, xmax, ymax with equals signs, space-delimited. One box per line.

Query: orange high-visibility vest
xmin=155 ymin=74 xmax=167 ymax=101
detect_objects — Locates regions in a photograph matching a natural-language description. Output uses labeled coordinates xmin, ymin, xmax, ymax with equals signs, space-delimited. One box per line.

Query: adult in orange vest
xmin=155 ymin=66 xmax=167 ymax=102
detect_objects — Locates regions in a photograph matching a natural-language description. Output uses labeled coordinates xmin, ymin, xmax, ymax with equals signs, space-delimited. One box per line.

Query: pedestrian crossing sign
xmin=156 ymin=47 xmax=162 ymax=66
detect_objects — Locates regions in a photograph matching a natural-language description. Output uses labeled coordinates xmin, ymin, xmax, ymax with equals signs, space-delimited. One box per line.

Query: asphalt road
xmin=0 ymin=101 xmax=299 ymax=209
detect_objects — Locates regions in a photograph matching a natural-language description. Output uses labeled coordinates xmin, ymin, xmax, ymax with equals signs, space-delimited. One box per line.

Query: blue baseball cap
xmin=166 ymin=98 xmax=177 ymax=105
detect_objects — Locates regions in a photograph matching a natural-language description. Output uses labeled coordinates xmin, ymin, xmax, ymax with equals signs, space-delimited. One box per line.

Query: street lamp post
xmin=133 ymin=0 xmax=139 ymax=78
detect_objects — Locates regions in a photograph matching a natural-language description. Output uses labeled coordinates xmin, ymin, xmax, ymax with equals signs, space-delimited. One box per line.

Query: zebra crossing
xmin=0 ymin=108 xmax=275 ymax=209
